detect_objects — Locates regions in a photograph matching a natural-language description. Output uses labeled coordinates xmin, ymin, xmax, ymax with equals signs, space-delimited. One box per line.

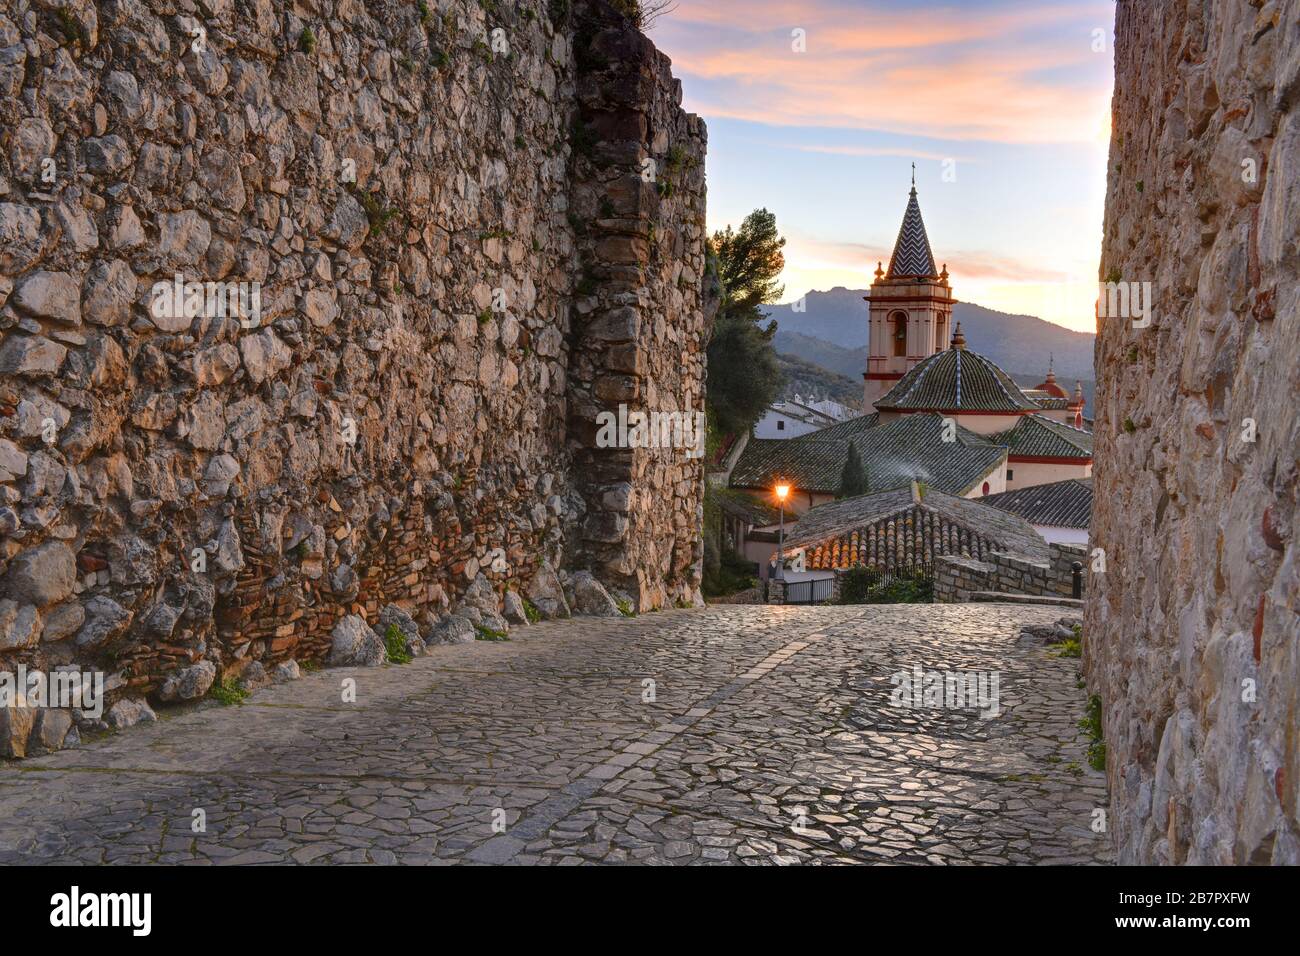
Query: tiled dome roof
xmin=1033 ymin=358 xmax=1069 ymax=398
xmin=875 ymin=335 xmax=1041 ymax=412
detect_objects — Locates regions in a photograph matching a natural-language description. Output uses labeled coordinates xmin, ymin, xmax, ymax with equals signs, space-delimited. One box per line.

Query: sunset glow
xmin=653 ymin=0 xmax=1116 ymax=333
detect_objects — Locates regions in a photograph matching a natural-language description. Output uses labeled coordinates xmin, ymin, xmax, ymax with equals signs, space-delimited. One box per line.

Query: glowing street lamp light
xmin=774 ymin=482 xmax=791 ymax=580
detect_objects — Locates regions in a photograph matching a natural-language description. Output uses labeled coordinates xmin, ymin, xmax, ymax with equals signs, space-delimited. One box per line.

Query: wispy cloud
xmin=785 ymin=234 xmax=1071 ymax=284
xmin=790 ymin=144 xmax=972 ymax=162
xmin=659 ymin=0 xmax=1114 ymax=144
xmin=653 ymin=0 xmax=1114 ymax=332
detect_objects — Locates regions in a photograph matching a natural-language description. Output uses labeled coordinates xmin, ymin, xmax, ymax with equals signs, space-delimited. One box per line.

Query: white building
xmin=753 ymin=395 xmax=844 ymax=439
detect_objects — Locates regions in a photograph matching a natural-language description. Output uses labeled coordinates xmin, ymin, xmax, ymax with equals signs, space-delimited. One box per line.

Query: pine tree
xmin=705 ymin=209 xmax=786 ymax=436
xmin=838 ymin=441 xmax=869 ymax=499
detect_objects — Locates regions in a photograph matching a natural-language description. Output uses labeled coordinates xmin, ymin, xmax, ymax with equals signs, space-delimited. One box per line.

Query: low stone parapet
xmin=936 ymin=543 xmax=1087 ymax=604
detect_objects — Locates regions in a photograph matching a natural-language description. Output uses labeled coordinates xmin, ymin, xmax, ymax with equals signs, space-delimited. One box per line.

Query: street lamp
xmin=774 ymin=482 xmax=790 ymax=580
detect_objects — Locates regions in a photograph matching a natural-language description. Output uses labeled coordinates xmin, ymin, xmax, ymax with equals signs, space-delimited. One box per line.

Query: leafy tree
xmin=838 ymin=441 xmax=869 ymax=499
xmin=706 ymin=209 xmax=787 ymax=436
xmin=706 ymin=312 xmax=782 ymax=435
xmin=711 ymin=208 xmax=786 ymax=316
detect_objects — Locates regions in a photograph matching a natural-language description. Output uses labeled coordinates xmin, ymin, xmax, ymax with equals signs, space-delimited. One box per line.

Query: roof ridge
xmin=888 ymin=350 xmax=945 ymax=407
xmin=985 ymin=352 xmax=1027 ymax=407
xmin=1029 ymin=412 xmax=1092 ymax=435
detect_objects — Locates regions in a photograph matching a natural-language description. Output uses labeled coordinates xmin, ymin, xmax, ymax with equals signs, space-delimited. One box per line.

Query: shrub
xmin=209 ymin=676 xmax=248 ymax=706
xmin=384 ymin=624 xmax=412 ymax=664
xmin=351 ymin=187 xmax=401 ymax=236
xmin=1079 ymin=694 xmax=1107 ymax=772
xmin=839 ymin=566 xmax=933 ymax=604
xmin=702 ymin=546 xmax=758 ymax=598
xmin=522 ymin=599 xmax=541 ymax=624
xmin=839 ymin=565 xmax=875 ymax=604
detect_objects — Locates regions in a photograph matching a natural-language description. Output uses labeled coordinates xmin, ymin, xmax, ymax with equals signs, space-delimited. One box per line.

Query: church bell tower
xmin=864 ymin=172 xmax=956 ymax=412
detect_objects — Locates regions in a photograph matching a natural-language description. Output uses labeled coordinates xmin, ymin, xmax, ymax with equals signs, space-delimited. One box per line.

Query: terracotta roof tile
xmin=784 ymin=484 xmax=1050 ymax=562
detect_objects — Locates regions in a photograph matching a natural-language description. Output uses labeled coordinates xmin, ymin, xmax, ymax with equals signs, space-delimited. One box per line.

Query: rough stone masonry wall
xmin=564 ymin=2 xmax=708 ymax=609
xmin=0 ymin=0 xmax=708 ymax=750
xmin=1088 ymin=0 xmax=1298 ymax=863
xmin=934 ymin=544 xmax=1087 ymax=604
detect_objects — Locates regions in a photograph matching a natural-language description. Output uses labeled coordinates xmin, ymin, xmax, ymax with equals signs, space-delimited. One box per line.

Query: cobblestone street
xmin=0 ymin=604 xmax=1110 ymax=865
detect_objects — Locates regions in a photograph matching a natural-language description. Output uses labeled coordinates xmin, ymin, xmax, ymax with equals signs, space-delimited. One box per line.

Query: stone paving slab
xmin=0 ymin=604 xmax=1111 ymax=865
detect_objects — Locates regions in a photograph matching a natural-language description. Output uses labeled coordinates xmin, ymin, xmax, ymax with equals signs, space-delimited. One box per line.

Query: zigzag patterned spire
xmin=886 ymin=185 xmax=938 ymax=279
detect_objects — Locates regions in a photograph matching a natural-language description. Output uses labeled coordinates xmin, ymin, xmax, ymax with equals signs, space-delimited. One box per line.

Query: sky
xmin=650 ymin=0 xmax=1116 ymax=333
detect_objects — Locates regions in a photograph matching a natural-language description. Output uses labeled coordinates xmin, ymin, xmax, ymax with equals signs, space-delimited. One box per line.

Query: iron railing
xmin=784 ymin=576 xmax=835 ymax=605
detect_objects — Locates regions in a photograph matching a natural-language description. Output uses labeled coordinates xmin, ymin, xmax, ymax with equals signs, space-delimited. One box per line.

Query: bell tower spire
xmin=863 ymin=173 xmax=957 ymax=413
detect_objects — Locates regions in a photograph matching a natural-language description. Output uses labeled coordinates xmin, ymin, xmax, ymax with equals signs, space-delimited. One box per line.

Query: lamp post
xmin=774 ymin=482 xmax=790 ymax=580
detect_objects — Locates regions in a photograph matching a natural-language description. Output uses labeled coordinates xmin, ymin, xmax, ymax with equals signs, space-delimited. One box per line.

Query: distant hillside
xmin=773 ymin=331 xmax=863 ymax=379
xmin=775 ymin=353 xmax=861 ymax=408
xmin=763 ymin=287 xmax=1096 ymax=383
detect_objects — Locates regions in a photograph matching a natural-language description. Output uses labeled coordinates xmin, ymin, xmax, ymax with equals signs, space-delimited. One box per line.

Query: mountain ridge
xmin=763 ymin=287 xmax=1096 ymax=383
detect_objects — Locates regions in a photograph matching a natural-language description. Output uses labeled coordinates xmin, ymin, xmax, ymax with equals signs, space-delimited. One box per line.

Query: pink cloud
xmin=657 ymin=1 xmax=1115 ymax=143
xmin=791 ymin=144 xmax=973 ymax=162
xmin=786 ymin=234 xmax=1070 ymax=283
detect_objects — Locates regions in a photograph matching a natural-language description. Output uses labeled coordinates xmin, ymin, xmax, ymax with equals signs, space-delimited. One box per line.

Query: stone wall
xmin=1087 ymin=0 xmax=1298 ymax=863
xmin=564 ymin=2 xmax=709 ymax=609
xmin=0 ymin=0 xmax=708 ymax=753
xmin=934 ymin=543 xmax=1087 ymax=604
xmin=763 ymin=572 xmax=838 ymax=606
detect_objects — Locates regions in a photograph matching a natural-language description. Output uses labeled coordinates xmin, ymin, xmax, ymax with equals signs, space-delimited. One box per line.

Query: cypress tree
xmin=838 ymin=441 xmax=869 ymax=499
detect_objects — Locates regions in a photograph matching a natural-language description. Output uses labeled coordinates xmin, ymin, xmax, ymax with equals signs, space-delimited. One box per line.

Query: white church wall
xmin=1005 ymin=460 xmax=1092 ymax=491
xmin=1033 ymin=524 xmax=1089 ymax=546
xmin=962 ymin=461 xmax=1008 ymax=498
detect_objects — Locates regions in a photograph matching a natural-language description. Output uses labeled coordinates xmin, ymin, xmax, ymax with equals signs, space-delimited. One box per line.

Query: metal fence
xmin=784 ymin=575 xmax=835 ymax=605
xmin=840 ymin=562 xmax=935 ymax=603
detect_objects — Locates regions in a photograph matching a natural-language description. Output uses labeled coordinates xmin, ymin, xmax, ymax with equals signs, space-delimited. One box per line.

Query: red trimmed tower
xmin=1033 ymin=356 xmax=1069 ymax=399
xmin=863 ymin=177 xmax=956 ymax=413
